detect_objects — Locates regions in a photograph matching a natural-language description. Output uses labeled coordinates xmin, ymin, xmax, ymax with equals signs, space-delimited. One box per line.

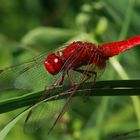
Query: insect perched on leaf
xmin=0 ymin=35 xmax=140 ymax=133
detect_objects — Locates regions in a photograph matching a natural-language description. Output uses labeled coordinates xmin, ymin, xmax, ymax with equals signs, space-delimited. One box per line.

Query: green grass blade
xmin=0 ymin=80 xmax=140 ymax=114
xmin=0 ymin=108 xmax=29 ymax=140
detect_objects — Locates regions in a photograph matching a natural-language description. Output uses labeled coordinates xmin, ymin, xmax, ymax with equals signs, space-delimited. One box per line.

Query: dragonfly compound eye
xmin=44 ymin=53 xmax=63 ymax=75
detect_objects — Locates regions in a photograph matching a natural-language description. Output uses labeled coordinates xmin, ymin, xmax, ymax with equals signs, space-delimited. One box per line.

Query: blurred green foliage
xmin=0 ymin=0 xmax=140 ymax=140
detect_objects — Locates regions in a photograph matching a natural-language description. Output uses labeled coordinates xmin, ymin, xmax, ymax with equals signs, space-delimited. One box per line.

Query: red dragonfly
xmin=0 ymin=35 xmax=140 ymax=133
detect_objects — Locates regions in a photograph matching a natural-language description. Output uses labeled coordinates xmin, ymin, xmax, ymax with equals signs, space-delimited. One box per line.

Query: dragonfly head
xmin=44 ymin=53 xmax=63 ymax=75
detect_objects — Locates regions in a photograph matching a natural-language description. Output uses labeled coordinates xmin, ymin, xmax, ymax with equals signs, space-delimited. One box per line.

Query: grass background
xmin=0 ymin=0 xmax=140 ymax=140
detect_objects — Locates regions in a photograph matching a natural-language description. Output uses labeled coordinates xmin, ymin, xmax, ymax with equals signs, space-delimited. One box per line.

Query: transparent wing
xmin=0 ymin=42 xmax=106 ymax=133
xmin=23 ymin=46 xmax=89 ymax=133
xmin=24 ymin=89 xmax=95 ymax=134
xmin=0 ymin=51 xmax=56 ymax=91
xmin=24 ymin=98 xmax=65 ymax=133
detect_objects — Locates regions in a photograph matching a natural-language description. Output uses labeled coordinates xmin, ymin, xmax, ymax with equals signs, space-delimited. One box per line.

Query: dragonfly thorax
xmin=44 ymin=53 xmax=63 ymax=75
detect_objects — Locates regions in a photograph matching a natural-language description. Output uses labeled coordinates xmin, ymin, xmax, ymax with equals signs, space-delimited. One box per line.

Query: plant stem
xmin=0 ymin=80 xmax=140 ymax=113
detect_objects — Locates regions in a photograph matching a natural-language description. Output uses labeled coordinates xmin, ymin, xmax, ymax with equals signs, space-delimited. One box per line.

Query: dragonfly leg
xmin=45 ymin=71 xmax=66 ymax=90
xmin=47 ymin=68 xmax=96 ymax=133
xmin=74 ymin=68 xmax=97 ymax=82
xmin=25 ymin=71 xmax=66 ymax=128
xmin=47 ymin=68 xmax=94 ymax=134
xmin=73 ymin=68 xmax=97 ymax=96
xmin=47 ymin=83 xmax=80 ymax=134
xmin=67 ymin=71 xmax=77 ymax=86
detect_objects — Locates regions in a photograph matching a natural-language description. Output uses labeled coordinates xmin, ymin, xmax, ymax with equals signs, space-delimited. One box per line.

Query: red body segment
xmin=44 ymin=53 xmax=63 ymax=75
xmin=61 ymin=41 xmax=105 ymax=69
xmin=44 ymin=35 xmax=140 ymax=75
xmin=44 ymin=41 xmax=106 ymax=75
xmin=99 ymin=35 xmax=140 ymax=57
